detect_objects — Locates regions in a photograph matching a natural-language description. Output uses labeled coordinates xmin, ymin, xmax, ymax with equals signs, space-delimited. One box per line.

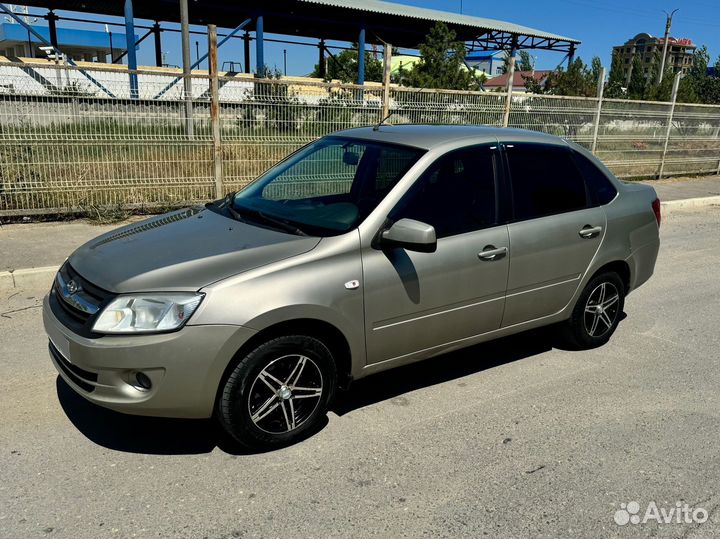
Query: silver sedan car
xmin=44 ymin=125 xmax=660 ymax=449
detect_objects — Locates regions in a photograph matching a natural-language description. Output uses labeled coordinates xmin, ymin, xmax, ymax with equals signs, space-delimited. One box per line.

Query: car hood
xmin=68 ymin=207 xmax=321 ymax=293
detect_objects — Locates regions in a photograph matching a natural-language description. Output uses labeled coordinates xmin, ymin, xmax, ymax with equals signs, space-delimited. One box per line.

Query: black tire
xmin=217 ymin=335 xmax=337 ymax=450
xmin=561 ymin=271 xmax=626 ymax=350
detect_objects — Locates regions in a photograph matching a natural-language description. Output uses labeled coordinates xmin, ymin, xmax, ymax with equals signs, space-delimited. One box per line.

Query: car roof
xmin=332 ymin=124 xmax=566 ymax=150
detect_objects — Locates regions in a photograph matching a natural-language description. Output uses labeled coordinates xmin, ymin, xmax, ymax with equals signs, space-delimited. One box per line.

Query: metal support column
xmin=153 ymin=21 xmax=162 ymax=67
xmin=658 ymin=72 xmax=682 ymax=179
xmin=46 ymin=10 xmax=58 ymax=50
xmin=590 ymin=67 xmax=606 ymax=155
xmin=567 ymin=43 xmax=576 ymax=68
xmin=357 ymin=26 xmax=366 ymax=85
xmin=179 ymin=0 xmax=194 ymax=137
xmin=318 ymin=39 xmax=326 ymax=79
xmin=208 ymin=24 xmax=223 ymax=199
xmin=502 ymin=37 xmax=518 ymax=128
xmin=243 ymin=31 xmax=251 ymax=73
xmin=123 ymin=0 xmax=138 ymax=98
xmin=255 ymin=14 xmax=264 ymax=77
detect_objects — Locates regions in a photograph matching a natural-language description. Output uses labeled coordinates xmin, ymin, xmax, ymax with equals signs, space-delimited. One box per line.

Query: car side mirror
xmin=380 ymin=218 xmax=437 ymax=253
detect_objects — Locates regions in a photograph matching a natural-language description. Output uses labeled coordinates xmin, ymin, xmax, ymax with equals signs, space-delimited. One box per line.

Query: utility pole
xmin=658 ymin=8 xmax=679 ymax=84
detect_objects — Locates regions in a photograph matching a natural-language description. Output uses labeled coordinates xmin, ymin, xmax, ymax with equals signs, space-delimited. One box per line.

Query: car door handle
xmin=478 ymin=245 xmax=508 ymax=261
xmin=579 ymin=225 xmax=603 ymax=239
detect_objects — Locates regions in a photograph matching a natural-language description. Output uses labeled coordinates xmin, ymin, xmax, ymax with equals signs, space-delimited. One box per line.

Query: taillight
xmin=652 ymin=197 xmax=661 ymax=227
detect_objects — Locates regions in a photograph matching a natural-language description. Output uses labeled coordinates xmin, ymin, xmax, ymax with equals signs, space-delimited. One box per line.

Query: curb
xmin=0 ymin=266 xmax=57 ymax=294
xmin=661 ymin=195 xmax=720 ymax=210
xmin=2 ymin=195 xmax=719 ymax=293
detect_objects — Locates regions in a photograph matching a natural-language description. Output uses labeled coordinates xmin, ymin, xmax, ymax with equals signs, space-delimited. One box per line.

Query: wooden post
xmin=208 ymin=24 xmax=223 ymax=198
xmin=502 ymin=38 xmax=518 ymax=128
xmin=382 ymin=42 xmax=392 ymax=120
xmin=658 ymin=72 xmax=682 ymax=179
xmin=591 ymin=67 xmax=606 ymax=155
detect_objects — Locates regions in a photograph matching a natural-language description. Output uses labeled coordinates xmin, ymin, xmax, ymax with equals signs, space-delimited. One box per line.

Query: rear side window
xmin=506 ymin=143 xmax=589 ymax=220
xmin=571 ymin=151 xmax=618 ymax=205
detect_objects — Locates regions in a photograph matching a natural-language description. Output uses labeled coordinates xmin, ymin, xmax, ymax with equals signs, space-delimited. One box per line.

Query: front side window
xmin=506 ymin=143 xmax=589 ymax=221
xmin=232 ymin=137 xmax=424 ymax=236
xmin=389 ymin=146 xmax=498 ymax=238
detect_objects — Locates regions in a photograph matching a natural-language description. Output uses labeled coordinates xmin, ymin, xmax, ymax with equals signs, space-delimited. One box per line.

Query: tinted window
xmin=571 ymin=151 xmax=618 ymax=205
xmin=390 ymin=146 xmax=497 ymax=238
xmin=506 ymin=144 xmax=589 ymax=220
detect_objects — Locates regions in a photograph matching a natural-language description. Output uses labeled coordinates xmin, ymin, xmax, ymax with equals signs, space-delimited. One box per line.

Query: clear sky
xmin=11 ymin=0 xmax=720 ymax=74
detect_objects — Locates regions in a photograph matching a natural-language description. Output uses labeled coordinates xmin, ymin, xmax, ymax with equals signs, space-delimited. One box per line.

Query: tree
xmin=626 ymin=54 xmax=646 ymax=99
xmin=605 ymin=50 xmax=626 ymax=98
xmin=310 ymin=45 xmax=382 ymax=83
xmin=518 ymin=50 xmax=534 ymax=72
xmin=403 ymin=22 xmax=478 ymax=90
xmin=544 ymin=57 xmax=598 ymax=97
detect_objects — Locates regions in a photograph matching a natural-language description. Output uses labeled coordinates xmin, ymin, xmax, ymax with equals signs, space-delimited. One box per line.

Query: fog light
xmin=134 ymin=371 xmax=152 ymax=390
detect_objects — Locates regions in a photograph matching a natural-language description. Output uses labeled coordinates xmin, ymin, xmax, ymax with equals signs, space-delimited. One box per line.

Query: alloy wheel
xmin=247 ymin=354 xmax=324 ymax=434
xmin=583 ymin=281 xmax=620 ymax=338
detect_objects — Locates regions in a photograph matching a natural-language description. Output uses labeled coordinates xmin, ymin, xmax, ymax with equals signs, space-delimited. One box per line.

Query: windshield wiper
xmin=231 ymin=204 xmax=308 ymax=236
xmin=256 ymin=210 xmax=309 ymax=236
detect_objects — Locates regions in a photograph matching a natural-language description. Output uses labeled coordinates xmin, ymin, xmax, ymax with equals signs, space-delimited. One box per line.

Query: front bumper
xmin=43 ymin=294 xmax=257 ymax=418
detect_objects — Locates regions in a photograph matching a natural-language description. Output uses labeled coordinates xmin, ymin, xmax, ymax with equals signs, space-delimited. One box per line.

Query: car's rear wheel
xmin=562 ymin=272 xmax=625 ymax=349
xmin=217 ymin=335 xmax=337 ymax=450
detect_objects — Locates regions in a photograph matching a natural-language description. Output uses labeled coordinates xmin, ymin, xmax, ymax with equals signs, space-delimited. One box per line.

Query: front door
xmin=362 ymin=145 xmax=510 ymax=364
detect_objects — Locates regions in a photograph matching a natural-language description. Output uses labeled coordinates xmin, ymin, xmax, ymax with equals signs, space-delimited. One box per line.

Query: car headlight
xmin=92 ymin=293 xmax=204 ymax=334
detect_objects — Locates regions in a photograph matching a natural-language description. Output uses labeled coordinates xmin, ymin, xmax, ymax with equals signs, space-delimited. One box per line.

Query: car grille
xmin=49 ymin=341 xmax=98 ymax=393
xmin=50 ymin=263 xmax=114 ymax=337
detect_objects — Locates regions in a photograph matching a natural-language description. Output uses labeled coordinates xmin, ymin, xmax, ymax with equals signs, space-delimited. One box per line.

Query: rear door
xmin=501 ymin=142 xmax=606 ymax=327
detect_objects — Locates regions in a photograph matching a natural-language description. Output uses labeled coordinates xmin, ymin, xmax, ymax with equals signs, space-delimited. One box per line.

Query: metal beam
xmin=567 ymin=43 xmax=576 ymax=69
xmin=45 ymin=10 xmax=58 ymax=49
xmin=255 ymin=14 xmax=264 ymax=76
xmin=244 ymin=31 xmax=251 ymax=73
xmin=0 ymin=3 xmax=116 ymax=98
xmin=124 ymin=0 xmax=138 ymax=98
xmin=318 ymin=38 xmax=326 ymax=79
xmin=153 ymin=18 xmax=252 ymax=99
xmin=111 ymin=28 xmax=152 ymax=65
xmin=153 ymin=22 xmax=162 ymax=67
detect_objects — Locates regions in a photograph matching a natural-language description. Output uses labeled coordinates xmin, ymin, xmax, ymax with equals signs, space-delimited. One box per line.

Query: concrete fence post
xmin=658 ymin=72 xmax=682 ymax=179
xmin=382 ymin=42 xmax=392 ymax=121
xmin=591 ymin=67 xmax=606 ymax=155
xmin=208 ymin=24 xmax=224 ymax=198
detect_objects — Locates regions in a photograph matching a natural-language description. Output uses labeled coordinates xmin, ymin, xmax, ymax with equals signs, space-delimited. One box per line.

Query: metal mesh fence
xmin=0 ymin=61 xmax=719 ymax=216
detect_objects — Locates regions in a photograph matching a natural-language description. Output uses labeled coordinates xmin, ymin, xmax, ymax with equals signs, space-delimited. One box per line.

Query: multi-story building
xmin=612 ymin=32 xmax=695 ymax=84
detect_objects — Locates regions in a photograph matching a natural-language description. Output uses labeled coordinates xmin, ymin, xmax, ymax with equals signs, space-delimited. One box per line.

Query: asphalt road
xmin=1 ymin=206 xmax=719 ymax=539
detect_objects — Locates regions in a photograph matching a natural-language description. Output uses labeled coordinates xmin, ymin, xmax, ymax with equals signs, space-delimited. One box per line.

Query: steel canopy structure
xmin=15 ymin=0 xmax=580 ymax=81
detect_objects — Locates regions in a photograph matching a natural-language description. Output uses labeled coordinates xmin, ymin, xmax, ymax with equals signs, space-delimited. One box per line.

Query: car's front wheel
xmin=217 ymin=335 xmax=337 ymax=450
xmin=562 ymin=272 xmax=625 ymax=349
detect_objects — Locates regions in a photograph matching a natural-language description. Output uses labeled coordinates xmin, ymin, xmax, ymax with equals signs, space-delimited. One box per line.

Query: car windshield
xmin=232 ymin=136 xmax=425 ymax=236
